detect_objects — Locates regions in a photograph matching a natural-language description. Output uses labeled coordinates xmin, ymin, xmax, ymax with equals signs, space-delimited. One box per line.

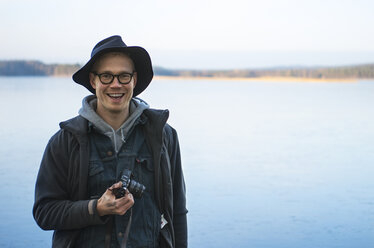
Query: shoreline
xmin=0 ymin=74 xmax=367 ymax=83
xmin=154 ymin=75 xmax=360 ymax=83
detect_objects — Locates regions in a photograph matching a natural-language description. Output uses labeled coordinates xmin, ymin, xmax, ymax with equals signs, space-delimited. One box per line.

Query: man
xmin=33 ymin=35 xmax=188 ymax=248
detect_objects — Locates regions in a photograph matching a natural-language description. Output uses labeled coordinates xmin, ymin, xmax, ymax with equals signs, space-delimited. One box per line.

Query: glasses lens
xmin=118 ymin=73 xmax=132 ymax=84
xmin=99 ymin=73 xmax=113 ymax=84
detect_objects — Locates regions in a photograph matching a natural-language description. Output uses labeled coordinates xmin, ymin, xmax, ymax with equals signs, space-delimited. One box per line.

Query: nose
xmin=110 ymin=76 xmax=122 ymax=87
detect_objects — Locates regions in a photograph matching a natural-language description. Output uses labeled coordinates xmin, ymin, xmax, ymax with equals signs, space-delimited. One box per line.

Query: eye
xmin=119 ymin=73 xmax=131 ymax=81
xmin=100 ymin=73 xmax=113 ymax=80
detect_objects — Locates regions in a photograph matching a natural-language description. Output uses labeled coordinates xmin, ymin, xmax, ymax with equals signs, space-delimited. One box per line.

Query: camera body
xmin=112 ymin=169 xmax=146 ymax=199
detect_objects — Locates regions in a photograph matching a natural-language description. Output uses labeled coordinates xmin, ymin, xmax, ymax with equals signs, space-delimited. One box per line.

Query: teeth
xmin=108 ymin=93 xmax=124 ymax=97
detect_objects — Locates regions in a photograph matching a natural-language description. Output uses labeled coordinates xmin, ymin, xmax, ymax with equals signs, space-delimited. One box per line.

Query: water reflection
xmin=0 ymin=77 xmax=373 ymax=247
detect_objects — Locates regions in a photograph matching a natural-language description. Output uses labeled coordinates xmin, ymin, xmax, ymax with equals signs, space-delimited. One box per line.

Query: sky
xmin=1 ymin=0 xmax=374 ymax=69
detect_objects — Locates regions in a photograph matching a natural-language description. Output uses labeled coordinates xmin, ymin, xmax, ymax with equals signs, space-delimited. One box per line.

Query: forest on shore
xmin=0 ymin=60 xmax=373 ymax=79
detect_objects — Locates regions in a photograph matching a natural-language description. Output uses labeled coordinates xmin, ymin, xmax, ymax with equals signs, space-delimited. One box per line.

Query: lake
xmin=0 ymin=76 xmax=373 ymax=247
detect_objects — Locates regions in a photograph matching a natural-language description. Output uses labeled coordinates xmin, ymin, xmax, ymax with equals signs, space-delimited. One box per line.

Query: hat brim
xmin=72 ymin=46 xmax=153 ymax=97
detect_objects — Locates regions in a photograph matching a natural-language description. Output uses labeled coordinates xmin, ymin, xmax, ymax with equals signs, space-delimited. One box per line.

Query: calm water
xmin=0 ymin=77 xmax=373 ymax=247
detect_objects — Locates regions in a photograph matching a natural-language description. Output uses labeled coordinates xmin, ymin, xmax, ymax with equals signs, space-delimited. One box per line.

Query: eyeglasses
xmin=92 ymin=72 xmax=135 ymax=85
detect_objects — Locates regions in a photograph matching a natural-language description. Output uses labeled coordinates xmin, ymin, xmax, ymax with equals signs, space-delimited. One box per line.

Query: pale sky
xmin=1 ymin=0 xmax=373 ymax=69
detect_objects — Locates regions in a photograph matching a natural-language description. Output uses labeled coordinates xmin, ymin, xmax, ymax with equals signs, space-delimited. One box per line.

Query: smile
xmin=107 ymin=93 xmax=124 ymax=99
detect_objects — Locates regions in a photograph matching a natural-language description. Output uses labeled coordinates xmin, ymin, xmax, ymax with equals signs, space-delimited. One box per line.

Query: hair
xmin=91 ymin=51 xmax=135 ymax=72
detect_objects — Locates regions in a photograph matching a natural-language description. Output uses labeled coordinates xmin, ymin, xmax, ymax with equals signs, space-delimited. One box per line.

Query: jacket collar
xmin=59 ymin=108 xmax=169 ymax=137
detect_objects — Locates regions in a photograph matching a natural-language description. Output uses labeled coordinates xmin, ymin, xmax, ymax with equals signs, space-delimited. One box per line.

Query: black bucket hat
xmin=72 ymin=35 xmax=153 ymax=96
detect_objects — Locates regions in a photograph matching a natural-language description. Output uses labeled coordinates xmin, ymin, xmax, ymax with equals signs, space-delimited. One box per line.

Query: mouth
xmin=107 ymin=93 xmax=125 ymax=99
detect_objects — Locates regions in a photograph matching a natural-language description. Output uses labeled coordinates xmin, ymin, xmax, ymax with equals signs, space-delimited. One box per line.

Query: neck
xmin=96 ymin=106 xmax=130 ymax=131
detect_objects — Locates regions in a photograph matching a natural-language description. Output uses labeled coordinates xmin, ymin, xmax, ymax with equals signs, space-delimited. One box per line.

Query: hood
xmin=78 ymin=95 xmax=149 ymax=152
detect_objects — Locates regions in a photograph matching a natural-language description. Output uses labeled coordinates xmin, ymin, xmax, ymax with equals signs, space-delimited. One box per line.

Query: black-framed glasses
xmin=92 ymin=72 xmax=135 ymax=85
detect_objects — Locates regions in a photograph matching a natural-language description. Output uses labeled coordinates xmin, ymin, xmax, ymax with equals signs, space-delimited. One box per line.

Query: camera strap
xmin=120 ymin=208 xmax=133 ymax=248
xmin=104 ymin=216 xmax=113 ymax=248
xmin=104 ymin=203 xmax=133 ymax=248
xmin=118 ymin=127 xmax=144 ymax=247
xmin=105 ymin=127 xmax=144 ymax=248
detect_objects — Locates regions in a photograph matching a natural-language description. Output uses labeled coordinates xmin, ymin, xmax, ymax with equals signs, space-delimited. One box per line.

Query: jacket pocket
xmin=88 ymin=161 xmax=105 ymax=197
xmin=133 ymin=156 xmax=154 ymax=190
xmin=88 ymin=161 xmax=104 ymax=176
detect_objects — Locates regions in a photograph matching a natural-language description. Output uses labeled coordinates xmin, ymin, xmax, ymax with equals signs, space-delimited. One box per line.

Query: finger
xmin=109 ymin=181 xmax=123 ymax=190
xmin=102 ymin=188 xmax=116 ymax=199
xmin=124 ymin=193 xmax=134 ymax=204
xmin=116 ymin=198 xmax=135 ymax=215
xmin=128 ymin=192 xmax=133 ymax=200
xmin=116 ymin=193 xmax=134 ymax=209
xmin=117 ymin=193 xmax=134 ymax=204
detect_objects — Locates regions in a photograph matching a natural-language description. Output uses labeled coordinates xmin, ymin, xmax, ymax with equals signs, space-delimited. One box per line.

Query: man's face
xmin=89 ymin=53 xmax=137 ymax=118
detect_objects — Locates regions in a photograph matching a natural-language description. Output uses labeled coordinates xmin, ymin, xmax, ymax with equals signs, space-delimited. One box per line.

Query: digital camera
xmin=112 ymin=169 xmax=146 ymax=199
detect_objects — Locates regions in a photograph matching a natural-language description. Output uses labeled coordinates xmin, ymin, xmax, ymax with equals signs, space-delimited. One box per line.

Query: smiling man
xmin=90 ymin=52 xmax=137 ymax=129
xmin=33 ymin=35 xmax=188 ymax=248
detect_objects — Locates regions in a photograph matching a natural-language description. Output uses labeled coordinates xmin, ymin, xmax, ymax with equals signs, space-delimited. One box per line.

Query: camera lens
xmin=127 ymin=180 xmax=146 ymax=198
xmin=120 ymin=169 xmax=146 ymax=198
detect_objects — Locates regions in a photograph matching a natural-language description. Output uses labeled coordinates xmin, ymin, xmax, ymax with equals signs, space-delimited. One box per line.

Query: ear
xmin=89 ymin=72 xmax=97 ymax=89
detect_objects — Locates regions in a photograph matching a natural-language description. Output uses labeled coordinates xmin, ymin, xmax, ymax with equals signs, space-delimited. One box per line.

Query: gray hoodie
xmin=78 ymin=95 xmax=149 ymax=153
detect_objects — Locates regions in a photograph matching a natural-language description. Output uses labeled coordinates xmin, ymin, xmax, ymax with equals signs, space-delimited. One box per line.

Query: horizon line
xmin=0 ymin=58 xmax=374 ymax=71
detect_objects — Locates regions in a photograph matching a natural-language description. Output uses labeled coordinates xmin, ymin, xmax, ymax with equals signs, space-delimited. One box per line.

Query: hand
xmin=96 ymin=181 xmax=134 ymax=216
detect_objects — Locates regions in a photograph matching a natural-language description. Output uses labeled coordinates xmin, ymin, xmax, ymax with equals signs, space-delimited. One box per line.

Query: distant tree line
xmin=0 ymin=60 xmax=373 ymax=79
xmin=153 ymin=64 xmax=374 ymax=79
xmin=0 ymin=60 xmax=80 ymax=76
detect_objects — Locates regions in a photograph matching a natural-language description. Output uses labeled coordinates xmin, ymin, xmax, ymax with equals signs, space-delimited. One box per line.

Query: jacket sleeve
xmin=166 ymin=126 xmax=188 ymax=248
xmin=33 ymin=129 xmax=105 ymax=231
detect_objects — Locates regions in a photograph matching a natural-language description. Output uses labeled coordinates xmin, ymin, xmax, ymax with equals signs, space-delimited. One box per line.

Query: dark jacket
xmin=33 ymin=109 xmax=188 ymax=248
